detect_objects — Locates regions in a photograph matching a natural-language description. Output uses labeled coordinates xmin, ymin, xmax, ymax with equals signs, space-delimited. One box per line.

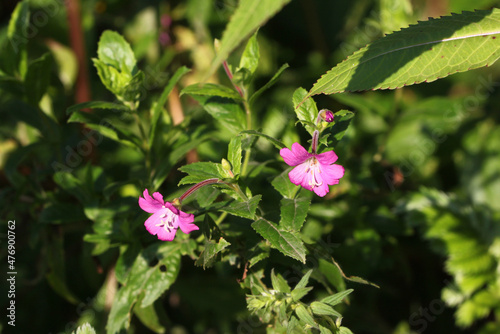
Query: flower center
xmin=155 ymin=208 xmax=177 ymax=233
xmin=305 ymin=157 xmax=323 ymax=188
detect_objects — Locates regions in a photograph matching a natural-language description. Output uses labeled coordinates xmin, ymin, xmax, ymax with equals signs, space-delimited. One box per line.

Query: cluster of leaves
xmin=2 ymin=0 xmax=500 ymax=333
xmin=399 ymin=188 xmax=500 ymax=331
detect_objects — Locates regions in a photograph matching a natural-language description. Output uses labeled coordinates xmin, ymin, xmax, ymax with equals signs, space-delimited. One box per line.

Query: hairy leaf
xmin=252 ymin=218 xmax=306 ymax=263
xmin=306 ymin=10 xmax=500 ymax=100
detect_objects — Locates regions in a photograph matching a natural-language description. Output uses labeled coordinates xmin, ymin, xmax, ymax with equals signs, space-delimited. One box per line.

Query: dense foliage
xmin=1 ymin=0 xmax=500 ymax=333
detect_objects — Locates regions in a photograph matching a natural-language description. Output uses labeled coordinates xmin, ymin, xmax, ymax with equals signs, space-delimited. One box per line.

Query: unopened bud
xmin=320 ymin=109 xmax=334 ymax=123
xmin=172 ymin=198 xmax=181 ymax=207
xmin=221 ymin=158 xmax=232 ymax=171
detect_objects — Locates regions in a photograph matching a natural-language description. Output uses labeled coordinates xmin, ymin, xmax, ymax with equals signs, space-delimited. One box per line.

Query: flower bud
xmin=221 ymin=158 xmax=232 ymax=171
xmin=320 ymin=109 xmax=334 ymax=123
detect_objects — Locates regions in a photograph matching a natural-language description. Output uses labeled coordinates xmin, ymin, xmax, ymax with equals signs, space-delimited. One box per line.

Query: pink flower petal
xmin=312 ymin=181 xmax=330 ymax=197
xmin=152 ymin=192 xmax=164 ymax=204
xmin=178 ymin=214 xmax=198 ymax=234
xmin=316 ymin=150 xmax=338 ymax=165
xmin=321 ymin=164 xmax=345 ymax=184
xmin=280 ymin=143 xmax=310 ymax=166
xmin=139 ymin=189 xmax=164 ymax=213
xmin=144 ymin=210 xmax=166 ymax=235
xmin=288 ymin=162 xmax=309 ymax=187
xmin=156 ymin=225 xmax=178 ymax=241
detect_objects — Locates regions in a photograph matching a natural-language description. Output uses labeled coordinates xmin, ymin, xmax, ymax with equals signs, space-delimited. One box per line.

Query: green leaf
xmin=97 ymin=30 xmax=137 ymax=75
xmin=240 ymin=130 xmax=286 ymax=149
xmin=239 ymin=32 xmax=260 ymax=76
xmin=328 ymin=110 xmax=355 ymax=147
xmin=271 ymin=269 xmax=291 ymax=293
xmin=45 ymin=234 xmax=79 ymax=304
xmin=207 ymin=0 xmax=292 ymax=77
xmin=220 ymin=195 xmax=262 ymax=219
xmin=66 ymin=101 xmax=130 ymax=114
xmin=306 ymin=10 xmax=500 ymax=99
xmin=188 ymin=94 xmax=246 ymax=134
xmin=182 ymin=83 xmax=243 ymax=100
xmin=195 ymin=237 xmax=231 ymax=269
xmin=252 ymin=218 xmax=306 ymax=263
xmin=339 ymin=327 xmax=354 ymax=334
xmin=293 ymin=88 xmax=318 ymax=135
xmin=291 ymin=287 xmax=313 ymax=302
xmin=249 ymin=63 xmax=289 ymax=105
xmin=310 ymin=301 xmax=342 ymax=317
xmin=280 ymin=197 xmax=311 ymax=232
xmin=107 ymin=243 xmax=181 ymax=334
xmin=272 ymin=168 xmax=299 ymax=199
xmin=295 ymin=304 xmax=316 ymax=327
xmin=72 ymin=323 xmax=97 ymax=334
xmin=7 ymin=1 xmax=29 ymax=52
xmin=178 ymin=162 xmax=224 ymax=185
xmin=320 ymin=289 xmax=354 ymax=307
xmin=228 ymin=136 xmax=242 ymax=175
xmin=149 ymin=66 xmax=191 ymax=146
xmin=92 ymin=58 xmax=131 ymax=98
xmin=133 ymin=299 xmax=166 ymax=334
xmin=67 ymin=110 xmax=142 ymax=149
xmin=295 ymin=269 xmax=313 ymax=289
xmin=24 ymin=53 xmax=52 ymax=105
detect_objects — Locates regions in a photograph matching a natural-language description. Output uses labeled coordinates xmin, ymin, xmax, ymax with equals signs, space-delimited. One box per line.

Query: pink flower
xmin=139 ymin=189 xmax=198 ymax=241
xmin=280 ymin=143 xmax=345 ymax=197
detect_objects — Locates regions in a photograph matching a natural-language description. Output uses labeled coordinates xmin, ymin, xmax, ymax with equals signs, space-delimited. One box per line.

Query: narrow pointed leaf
xmin=207 ymin=0 xmax=291 ymax=77
xmin=306 ymin=10 xmax=500 ymax=100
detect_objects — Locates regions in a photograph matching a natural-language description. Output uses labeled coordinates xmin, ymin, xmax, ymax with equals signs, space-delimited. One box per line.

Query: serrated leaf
xmin=280 ymin=197 xmax=310 ymax=232
xmin=207 ymin=0 xmax=291 ymax=77
xmin=182 ymin=83 xmax=243 ymax=100
xmin=220 ymin=195 xmax=262 ymax=219
xmin=320 ymin=289 xmax=354 ymax=307
xmin=339 ymin=327 xmax=354 ymax=334
xmin=293 ymin=88 xmax=318 ymax=135
xmin=178 ymin=162 xmax=223 ymax=185
xmin=98 ymin=30 xmax=136 ymax=75
xmin=310 ymin=301 xmax=342 ymax=317
xmin=252 ymin=218 xmax=306 ymax=263
xmin=195 ymin=237 xmax=231 ymax=269
xmin=272 ymin=168 xmax=299 ymax=199
xmin=107 ymin=243 xmax=181 ymax=334
xmin=66 ymin=101 xmax=130 ymax=114
xmin=24 ymin=53 xmax=52 ymax=106
xmin=228 ymin=136 xmax=242 ymax=175
xmin=306 ymin=10 xmax=500 ymax=99
xmin=240 ymin=130 xmax=286 ymax=149
xmin=249 ymin=63 xmax=289 ymax=105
